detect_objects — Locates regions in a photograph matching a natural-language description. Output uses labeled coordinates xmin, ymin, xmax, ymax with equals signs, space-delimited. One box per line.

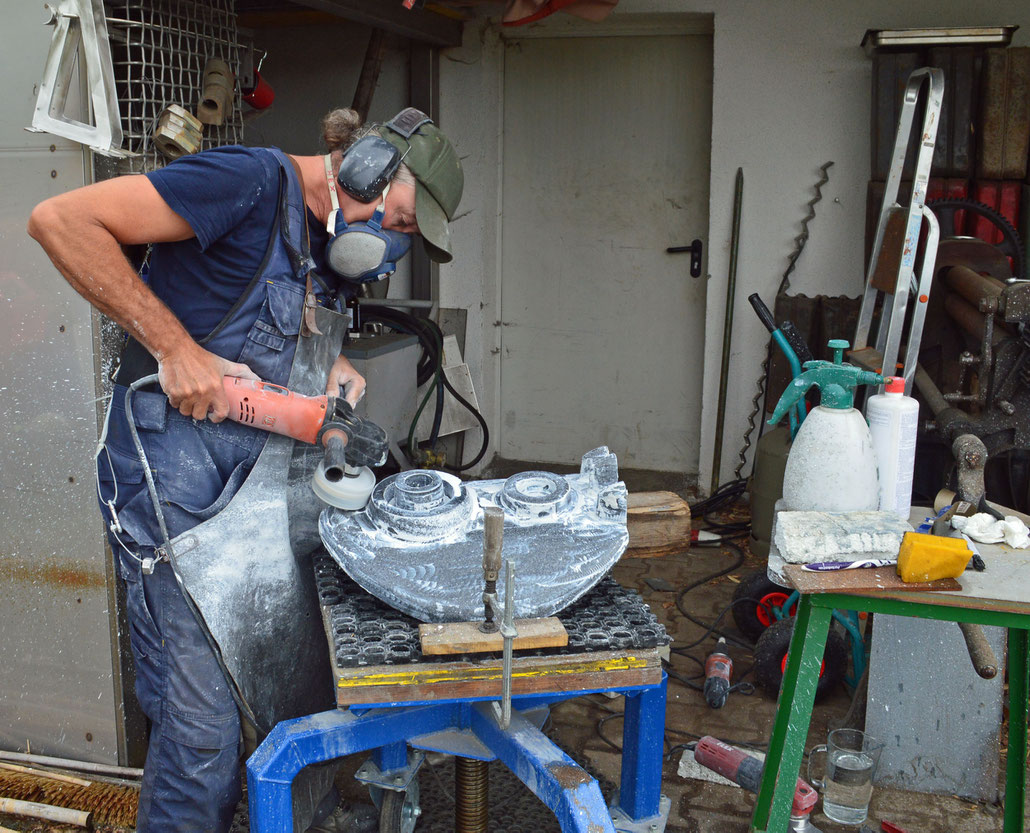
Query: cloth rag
xmin=951 ymin=513 xmax=1030 ymax=548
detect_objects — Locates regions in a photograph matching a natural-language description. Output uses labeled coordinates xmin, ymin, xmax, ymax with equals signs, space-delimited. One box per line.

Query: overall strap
xmin=284 ymin=153 xmax=323 ymax=337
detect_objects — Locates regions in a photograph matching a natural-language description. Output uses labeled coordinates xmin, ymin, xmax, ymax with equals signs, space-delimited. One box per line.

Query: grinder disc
xmin=312 ymin=462 xmax=376 ymax=510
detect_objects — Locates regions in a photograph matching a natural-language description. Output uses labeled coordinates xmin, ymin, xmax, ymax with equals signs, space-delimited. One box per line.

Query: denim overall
xmin=97 ymin=149 xmax=340 ymax=833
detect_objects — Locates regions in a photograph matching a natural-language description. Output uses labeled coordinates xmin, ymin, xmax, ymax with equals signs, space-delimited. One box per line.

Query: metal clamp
xmin=499 ymin=560 xmax=517 ymax=729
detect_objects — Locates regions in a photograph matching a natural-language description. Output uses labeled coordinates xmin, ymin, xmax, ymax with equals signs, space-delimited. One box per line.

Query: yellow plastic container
xmin=896 ymin=531 xmax=971 ymax=583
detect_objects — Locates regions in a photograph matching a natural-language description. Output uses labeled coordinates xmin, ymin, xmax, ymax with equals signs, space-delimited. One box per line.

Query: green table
xmin=750 ymin=542 xmax=1030 ymax=833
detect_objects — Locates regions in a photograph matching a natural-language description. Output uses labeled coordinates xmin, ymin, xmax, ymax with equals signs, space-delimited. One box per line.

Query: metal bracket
xmin=354 ymin=750 xmax=425 ymax=792
xmin=29 ymin=0 xmax=129 ymax=156
xmin=610 ymin=795 xmax=671 ymax=832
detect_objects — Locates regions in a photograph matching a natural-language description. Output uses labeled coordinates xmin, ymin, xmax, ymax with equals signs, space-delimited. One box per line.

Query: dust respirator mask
xmin=323 ymin=153 xmax=411 ymax=282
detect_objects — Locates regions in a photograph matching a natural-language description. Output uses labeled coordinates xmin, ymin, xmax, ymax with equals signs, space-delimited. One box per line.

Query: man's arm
xmin=28 ymin=175 xmax=257 ymax=421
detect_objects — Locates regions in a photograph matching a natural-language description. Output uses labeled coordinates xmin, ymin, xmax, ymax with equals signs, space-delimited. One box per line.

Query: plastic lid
xmin=885 ymin=376 xmax=905 ymax=394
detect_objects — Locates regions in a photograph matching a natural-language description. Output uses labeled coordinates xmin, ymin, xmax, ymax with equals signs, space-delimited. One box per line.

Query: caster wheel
xmin=731 ymin=569 xmax=797 ymax=641
xmin=378 ymin=779 xmax=421 ymax=833
xmin=753 ymin=616 xmax=847 ymax=701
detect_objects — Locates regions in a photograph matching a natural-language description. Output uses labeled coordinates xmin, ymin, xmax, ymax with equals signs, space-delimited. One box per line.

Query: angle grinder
xmin=221 ymin=376 xmax=388 ymax=509
xmin=694 ymin=736 xmax=821 ymax=833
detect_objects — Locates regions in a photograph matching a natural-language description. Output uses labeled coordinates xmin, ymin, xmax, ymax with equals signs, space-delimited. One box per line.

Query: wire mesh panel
xmin=104 ymin=0 xmax=246 ymax=173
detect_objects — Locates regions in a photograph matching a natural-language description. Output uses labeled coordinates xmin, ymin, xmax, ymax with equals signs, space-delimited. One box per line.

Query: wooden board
xmin=624 ymin=491 xmax=691 ymax=558
xmin=332 ymin=648 xmax=663 ymax=706
xmin=419 ymin=617 xmax=568 ymax=655
xmin=784 ymin=563 xmax=962 ymax=594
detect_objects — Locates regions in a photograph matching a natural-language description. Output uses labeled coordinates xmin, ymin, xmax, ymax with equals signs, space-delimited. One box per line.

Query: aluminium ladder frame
xmin=854 ymin=67 xmax=944 ymax=393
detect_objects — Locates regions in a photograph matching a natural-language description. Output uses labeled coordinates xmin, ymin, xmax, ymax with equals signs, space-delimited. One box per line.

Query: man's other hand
xmin=325 ymin=354 xmax=366 ymax=407
xmin=158 ymin=344 xmax=259 ymax=422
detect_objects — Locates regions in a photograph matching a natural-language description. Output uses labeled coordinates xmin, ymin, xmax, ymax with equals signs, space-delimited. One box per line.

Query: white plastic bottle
xmin=866 ymin=376 xmax=919 ymax=518
xmin=782 ymin=404 xmax=881 ymax=512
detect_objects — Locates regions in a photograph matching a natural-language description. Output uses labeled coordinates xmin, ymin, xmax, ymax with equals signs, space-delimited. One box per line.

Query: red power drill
xmin=694 ymin=736 xmax=821 ymax=833
xmin=703 ymin=637 xmax=733 ymax=708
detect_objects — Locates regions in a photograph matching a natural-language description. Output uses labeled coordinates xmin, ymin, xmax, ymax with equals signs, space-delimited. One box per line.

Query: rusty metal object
xmin=351 ymin=29 xmax=386 ymax=122
xmin=977 ymin=47 xmax=1030 ymax=179
xmin=153 ymin=104 xmax=202 ymax=160
xmin=943 ymin=294 xmax=1006 ymax=346
xmin=956 ymin=621 xmax=998 ymax=679
xmin=870 ymin=207 xmax=910 ymax=292
xmin=943 ymin=265 xmax=1006 ymax=308
xmin=933 ymin=237 xmax=1012 ymax=280
xmin=455 ymin=757 xmax=488 ymax=833
xmin=197 ymin=57 xmax=234 ymax=126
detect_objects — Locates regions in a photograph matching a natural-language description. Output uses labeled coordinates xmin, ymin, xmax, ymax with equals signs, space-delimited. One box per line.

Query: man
xmin=28 ymin=106 xmax=463 ymax=832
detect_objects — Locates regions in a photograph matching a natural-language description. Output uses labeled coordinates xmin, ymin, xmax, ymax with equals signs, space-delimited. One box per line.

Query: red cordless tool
xmin=703 ymin=637 xmax=733 ymax=708
xmin=695 ymin=736 xmax=821 ymax=833
xmin=221 ymin=377 xmax=388 ymax=508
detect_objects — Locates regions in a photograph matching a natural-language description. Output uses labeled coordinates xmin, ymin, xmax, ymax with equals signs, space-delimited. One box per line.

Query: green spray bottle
xmin=768 ymin=340 xmax=885 ymax=512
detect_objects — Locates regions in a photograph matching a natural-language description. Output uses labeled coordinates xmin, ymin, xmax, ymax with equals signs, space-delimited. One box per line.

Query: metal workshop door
xmin=499 ymin=32 xmax=712 ymax=472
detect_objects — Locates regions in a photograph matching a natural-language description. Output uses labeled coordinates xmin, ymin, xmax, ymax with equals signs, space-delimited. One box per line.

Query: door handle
xmin=667 ymin=239 xmax=703 ymax=278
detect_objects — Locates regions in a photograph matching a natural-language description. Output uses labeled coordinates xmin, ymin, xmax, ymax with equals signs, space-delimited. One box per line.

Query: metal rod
xmin=501 ymin=560 xmax=515 ymax=729
xmin=356 ymin=297 xmax=436 ymax=309
xmin=454 ymin=756 xmax=489 ymax=833
xmin=0 ymin=750 xmax=143 ymax=779
xmin=0 ymin=797 xmax=91 ymax=829
xmin=351 ymin=29 xmax=385 ymax=122
xmin=711 ymin=167 xmax=744 ymax=493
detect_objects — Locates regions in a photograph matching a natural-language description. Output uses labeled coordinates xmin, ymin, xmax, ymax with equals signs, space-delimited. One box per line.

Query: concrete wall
xmin=439 ymin=1 xmax=1030 ymax=485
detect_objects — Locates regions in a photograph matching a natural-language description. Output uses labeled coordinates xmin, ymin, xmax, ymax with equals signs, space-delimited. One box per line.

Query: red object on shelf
xmin=927 ymin=177 xmax=968 ymax=202
xmin=968 ymin=181 xmax=1021 ymax=243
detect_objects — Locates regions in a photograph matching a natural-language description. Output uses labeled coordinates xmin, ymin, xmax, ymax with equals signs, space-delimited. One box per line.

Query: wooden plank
xmin=625 ymin=491 xmax=691 ymax=558
xmin=419 ymin=617 xmax=567 ymax=655
xmin=784 ymin=563 xmax=961 ymax=594
xmin=337 ymin=666 xmax=660 ymax=706
xmin=332 ymin=648 xmax=662 ymax=706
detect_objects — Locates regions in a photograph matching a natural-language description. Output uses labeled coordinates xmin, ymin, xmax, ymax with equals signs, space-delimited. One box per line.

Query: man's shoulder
xmin=149 ymin=144 xmax=283 ymax=184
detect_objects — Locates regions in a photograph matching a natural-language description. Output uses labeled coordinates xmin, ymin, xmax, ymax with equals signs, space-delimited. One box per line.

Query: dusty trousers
xmin=112 ymin=536 xmax=243 ymax=833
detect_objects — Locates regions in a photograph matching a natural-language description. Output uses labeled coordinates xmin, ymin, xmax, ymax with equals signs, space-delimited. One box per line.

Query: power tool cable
xmin=360 ymin=308 xmax=490 ymax=470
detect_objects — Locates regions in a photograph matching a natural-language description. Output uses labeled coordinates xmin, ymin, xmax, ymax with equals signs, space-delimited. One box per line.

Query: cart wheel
xmin=731 ymin=569 xmax=797 ymax=641
xmin=753 ymin=616 xmax=847 ymax=701
xmin=379 ymin=779 xmax=421 ymax=833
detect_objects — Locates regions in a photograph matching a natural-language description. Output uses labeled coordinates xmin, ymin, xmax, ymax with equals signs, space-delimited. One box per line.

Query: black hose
xmin=360 ymin=307 xmax=490 ymax=470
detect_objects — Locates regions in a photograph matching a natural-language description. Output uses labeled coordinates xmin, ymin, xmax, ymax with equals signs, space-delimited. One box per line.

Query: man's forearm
xmin=29 ymin=211 xmax=193 ymax=362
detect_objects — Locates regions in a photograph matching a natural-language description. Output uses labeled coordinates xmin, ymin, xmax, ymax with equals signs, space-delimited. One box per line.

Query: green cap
xmin=381 ymin=108 xmax=464 ymax=264
xmin=768 ymin=339 xmax=884 ymax=425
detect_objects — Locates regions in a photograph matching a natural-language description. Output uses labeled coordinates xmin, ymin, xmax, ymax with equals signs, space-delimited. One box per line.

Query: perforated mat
xmin=312 ymin=549 xmax=669 ymax=669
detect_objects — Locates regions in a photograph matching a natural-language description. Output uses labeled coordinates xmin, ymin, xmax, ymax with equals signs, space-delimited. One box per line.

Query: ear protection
xmin=336 ymin=134 xmax=401 ymax=202
xmin=335 ymin=109 xmax=434 ymax=202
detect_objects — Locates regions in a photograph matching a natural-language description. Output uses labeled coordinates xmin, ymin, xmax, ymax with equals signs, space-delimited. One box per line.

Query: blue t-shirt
xmin=145 ymin=145 xmax=335 ymax=338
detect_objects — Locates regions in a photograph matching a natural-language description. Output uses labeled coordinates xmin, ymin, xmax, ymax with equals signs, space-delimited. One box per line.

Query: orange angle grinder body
xmin=221 ymin=377 xmax=388 ymax=508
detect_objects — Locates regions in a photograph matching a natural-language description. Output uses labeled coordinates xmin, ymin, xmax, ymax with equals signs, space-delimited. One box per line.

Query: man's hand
xmin=325 ymin=354 xmax=366 ymax=406
xmin=157 ymin=343 xmax=259 ymax=422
